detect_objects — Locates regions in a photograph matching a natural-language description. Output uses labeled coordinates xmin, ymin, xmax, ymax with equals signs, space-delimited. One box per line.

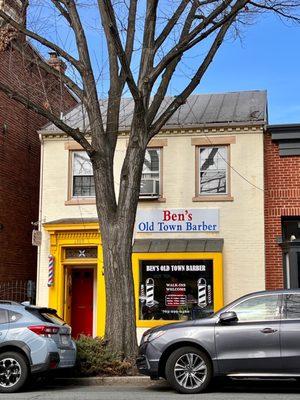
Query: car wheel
xmin=165 ymin=346 xmax=212 ymax=394
xmin=0 ymin=352 xmax=29 ymax=393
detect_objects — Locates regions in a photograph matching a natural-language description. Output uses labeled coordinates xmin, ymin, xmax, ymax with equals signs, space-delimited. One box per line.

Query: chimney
xmin=47 ymin=52 xmax=67 ymax=75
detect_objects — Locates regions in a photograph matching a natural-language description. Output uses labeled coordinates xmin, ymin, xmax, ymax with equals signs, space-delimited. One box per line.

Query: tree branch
xmin=148 ymin=1 xmax=198 ymax=124
xmin=0 ymin=80 xmax=94 ymax=154
xmin=138 ymin=0 xmax=159 ymax=104
xmin=98 ymin=0 xmax=141 ymax=103
xmin=0 ymin=9 xmax=81 ymax=70
xmin=149 ymin=18 xmax=234 ymax=138
xmin=154 ymin=0 xmax=189 ymax=51
xmin=10 ymin=40 xmax=84 ymax=100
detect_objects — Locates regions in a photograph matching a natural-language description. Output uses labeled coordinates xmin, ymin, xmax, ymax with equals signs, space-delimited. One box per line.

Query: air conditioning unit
xmin=140 ymin=179 xmax=159 ymax=198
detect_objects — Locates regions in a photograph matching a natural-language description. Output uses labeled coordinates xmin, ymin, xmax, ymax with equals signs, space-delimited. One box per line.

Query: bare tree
xmin=0 ymin=0 xmax=299 ymax=358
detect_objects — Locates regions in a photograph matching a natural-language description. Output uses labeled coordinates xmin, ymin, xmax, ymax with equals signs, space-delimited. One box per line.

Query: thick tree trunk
xmin=92 ymin=121 xmax=147 ymax=359
xmin=100 ymin=222 xmax=138 ymax=358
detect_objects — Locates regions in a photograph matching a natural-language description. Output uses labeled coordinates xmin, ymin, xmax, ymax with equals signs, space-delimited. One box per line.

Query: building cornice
xmin=39 ymin=122 xmax=265 ymax=140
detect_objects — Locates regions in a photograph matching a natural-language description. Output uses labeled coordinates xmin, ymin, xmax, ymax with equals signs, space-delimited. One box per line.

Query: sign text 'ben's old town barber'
xmin=136 ymin=209 xmax=219 ymax=233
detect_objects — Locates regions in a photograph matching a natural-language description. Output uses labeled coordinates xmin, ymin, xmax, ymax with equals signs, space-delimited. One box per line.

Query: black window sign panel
xmin=139 ymin=260 xmax=213 ymax=321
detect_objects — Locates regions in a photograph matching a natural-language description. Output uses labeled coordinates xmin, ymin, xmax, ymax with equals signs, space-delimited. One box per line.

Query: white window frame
xmin=198 ymin=145 xmax=229 ymax=197
xmin=139 ymin=148 xmax=161 ymax=199
xmin=71 ymin=151 xmax=95 ymax=198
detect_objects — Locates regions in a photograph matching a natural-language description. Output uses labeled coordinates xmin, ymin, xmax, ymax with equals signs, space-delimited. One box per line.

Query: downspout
xmin=36 ymin=131 xmax=44 ymax=305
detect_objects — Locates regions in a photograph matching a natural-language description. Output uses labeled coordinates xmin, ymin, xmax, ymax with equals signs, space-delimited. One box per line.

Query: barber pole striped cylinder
xmin=145 ymin=278 xmax=154 ymax=307
xmin=48 ymin=255 xmax=54 ymax=287
xmin=197 ymin=278 xmax=207 ymax=308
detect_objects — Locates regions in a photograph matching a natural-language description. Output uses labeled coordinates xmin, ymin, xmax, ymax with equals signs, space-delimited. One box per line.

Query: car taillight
xmin=28 ymin=325 xmax=59 ymax=337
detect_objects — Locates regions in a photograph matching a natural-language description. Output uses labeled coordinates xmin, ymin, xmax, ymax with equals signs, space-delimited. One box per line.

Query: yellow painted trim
xmin=45 ymin=223 xmax=223 ymax=334
xmin=132 ymin=252 xmax=223 ymax=328
xmin=46 ymin=225 xmax=106 ymax=337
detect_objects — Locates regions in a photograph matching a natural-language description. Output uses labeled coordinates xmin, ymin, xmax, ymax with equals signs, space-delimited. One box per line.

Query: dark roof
xmin=132 ymin=239 xmax=224 ymax=253
xmin=268 ymin=123 xmax=300 ymax=156
xmin=41 ymin=90 xmax=267 ymax=133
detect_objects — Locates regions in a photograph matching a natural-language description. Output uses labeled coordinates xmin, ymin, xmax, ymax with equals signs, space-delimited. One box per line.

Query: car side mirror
xmin=219 ymin=311 xmax=238 ymax=324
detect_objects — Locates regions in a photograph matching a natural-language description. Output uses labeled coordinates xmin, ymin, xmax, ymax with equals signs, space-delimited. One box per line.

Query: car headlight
xmin=143 ymin=330 xmax=166 ymax=343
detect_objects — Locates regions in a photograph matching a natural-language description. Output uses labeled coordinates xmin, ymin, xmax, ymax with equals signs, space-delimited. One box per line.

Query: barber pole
xmin=48 ymin=255 xmax=54 ymax=287
xmin=197 ymin=278 xmax=207 ymax=308
xmin=145 ymin=278 xmax=154 ymax=307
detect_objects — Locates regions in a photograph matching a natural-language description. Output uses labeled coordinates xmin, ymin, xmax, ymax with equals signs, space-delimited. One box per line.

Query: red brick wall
xmin=0 ymin=43 xmax=77 ymax=282
xmin=264 ymin=133 xmax=300 ymax=290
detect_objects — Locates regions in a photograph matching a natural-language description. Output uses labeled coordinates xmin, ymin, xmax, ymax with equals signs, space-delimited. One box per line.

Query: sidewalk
xmin=55 ymin=376 xmax=166 ymax=387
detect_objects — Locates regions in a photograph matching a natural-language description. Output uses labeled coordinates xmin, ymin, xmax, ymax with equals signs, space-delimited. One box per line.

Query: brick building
xmin=0 ymin=0 xmax=77 ymax=287
xmin=265 ymin=124 xmax=300 ymax=290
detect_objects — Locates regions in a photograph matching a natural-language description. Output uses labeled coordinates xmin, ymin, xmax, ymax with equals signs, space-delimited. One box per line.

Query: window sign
xmin=139 ymin=260 xmax=214 ymax=321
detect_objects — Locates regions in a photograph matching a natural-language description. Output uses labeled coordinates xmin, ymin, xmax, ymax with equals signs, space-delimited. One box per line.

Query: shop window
xmin=199 ymin=146 xmax=228 ymax=196
xmin=139 ymin=260 xmax=214 ymax=321
xmin=72 ymin=151 xmax=95 ymax=197
xmin=140 ymin=148 xmax=161 ymax=199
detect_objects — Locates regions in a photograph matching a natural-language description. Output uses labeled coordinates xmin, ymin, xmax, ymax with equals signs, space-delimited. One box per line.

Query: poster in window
xmin=139 ymin=260 xmax=213 ymax=321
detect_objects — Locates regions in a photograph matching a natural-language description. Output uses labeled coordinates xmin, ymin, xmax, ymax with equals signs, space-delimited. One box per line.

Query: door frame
xmin=64 ymin=264 xmax=97 ymax=337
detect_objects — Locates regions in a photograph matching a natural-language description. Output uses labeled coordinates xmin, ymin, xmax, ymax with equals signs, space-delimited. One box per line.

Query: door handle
xmin=260 ymin=328 xmax=278 ymax=334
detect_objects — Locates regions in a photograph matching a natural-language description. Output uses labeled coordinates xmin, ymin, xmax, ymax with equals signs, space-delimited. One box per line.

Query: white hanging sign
xmin=136 ymin=208 xmax=219 ymax=233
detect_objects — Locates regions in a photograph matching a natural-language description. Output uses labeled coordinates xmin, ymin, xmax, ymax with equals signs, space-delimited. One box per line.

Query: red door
xmin=71 ymin=268 xmax=94 ymax=338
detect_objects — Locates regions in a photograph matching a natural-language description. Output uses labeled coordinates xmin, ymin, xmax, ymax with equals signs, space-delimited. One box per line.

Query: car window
xmin=230 ymin=295 xmax=280 ymax=322
xmin=284 ymin=294 xmax=300 ymax=319
xmin=0 ymin=309 xmax=9 ymax=324
xmin=8 ymin=311 xmax=23 ymax=323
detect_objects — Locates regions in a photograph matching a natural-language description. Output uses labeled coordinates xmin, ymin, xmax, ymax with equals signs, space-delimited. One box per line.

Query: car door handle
xmin=260 ymin=328 xmax=278 ymax=334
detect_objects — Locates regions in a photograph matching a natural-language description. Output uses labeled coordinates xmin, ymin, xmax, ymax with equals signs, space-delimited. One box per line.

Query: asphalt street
xmin=2 ymin=379 xmax=300 ymax=400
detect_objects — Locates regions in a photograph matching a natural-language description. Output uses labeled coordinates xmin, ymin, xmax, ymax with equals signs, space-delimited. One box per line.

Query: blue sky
xmin=32 ymin=3 xmax=300 ymax=125
xmin=191 ymin=13 xmax=300 ymax=124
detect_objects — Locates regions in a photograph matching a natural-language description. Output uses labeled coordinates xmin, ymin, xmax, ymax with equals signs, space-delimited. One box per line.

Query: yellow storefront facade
xmin=43 ymin=220 xmax=223 ymax=337
xmin=37 ymin=91 xmax=267 ymax=340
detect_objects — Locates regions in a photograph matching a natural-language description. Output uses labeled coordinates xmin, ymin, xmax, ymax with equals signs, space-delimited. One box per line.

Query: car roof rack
xmin=0 ymin=300 xmax=20 ymax=305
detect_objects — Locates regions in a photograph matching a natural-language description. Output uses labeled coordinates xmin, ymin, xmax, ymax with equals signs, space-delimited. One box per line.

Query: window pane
xmin=285 ymin=294 xmax=300 ymax=319
xmin=200 ymin=171 xmax=226 ymax=194
xmin=199 ymin=146 xmax=227 ymax=195
xmin=73 ymin=176 xmax=95 ymax=197
xmin=140 ymin=148 xmax=160 ymax=196
xmin=143 ymin=149 xmax=160 ymax=173
xmin=231 ymin=295 xmax=279 ymax=322
xmin=0 ymin=309 xmax=8 ymax=324
xmin=73 ymin=151 xmax=93 ymax=176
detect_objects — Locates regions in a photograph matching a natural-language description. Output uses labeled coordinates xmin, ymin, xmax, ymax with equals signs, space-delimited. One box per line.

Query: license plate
xmin=60 ymin=335 xmax=70 ymax=346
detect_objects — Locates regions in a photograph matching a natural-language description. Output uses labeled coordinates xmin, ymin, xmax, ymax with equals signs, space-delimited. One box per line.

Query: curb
xmin=55 ymin=375 xmax=165 ymax=387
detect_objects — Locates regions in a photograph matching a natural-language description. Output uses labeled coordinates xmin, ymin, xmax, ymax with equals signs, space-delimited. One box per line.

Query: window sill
xmin=139 ymin=197 xmax=166 ymax=203
xmin=65 ymin=198 xmax=96 ymax=205
xmin=193 ymin=195 xmax=234 ymax=202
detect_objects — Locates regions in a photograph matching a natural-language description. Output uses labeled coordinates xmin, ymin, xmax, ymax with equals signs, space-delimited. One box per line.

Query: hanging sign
xmin=136 ymin=208 xmax=219 ymax=233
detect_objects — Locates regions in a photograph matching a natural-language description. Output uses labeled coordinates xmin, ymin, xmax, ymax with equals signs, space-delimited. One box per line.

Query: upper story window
xmin=140 ymin=148 xmax=161 ymax=199
xmin=72 ymin=151 xmax=95 ymax=197
xmin=199 ymin=146 xmax=228 ymax=196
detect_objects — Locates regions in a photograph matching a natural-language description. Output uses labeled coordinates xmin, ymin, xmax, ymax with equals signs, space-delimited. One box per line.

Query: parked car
xmin=137 ymin=289 xmax=300 ymax=394
xmin=0 ymin=301 xmax=76 ymax=393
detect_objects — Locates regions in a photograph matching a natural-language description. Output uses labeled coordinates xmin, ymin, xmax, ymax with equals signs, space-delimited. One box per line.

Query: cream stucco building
xmin=37 ymin=90 xmax=267 ymax=339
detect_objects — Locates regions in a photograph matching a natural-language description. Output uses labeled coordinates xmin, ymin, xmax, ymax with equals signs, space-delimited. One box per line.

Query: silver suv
xmin=0 ymin=301 xmax=76 ymax=393
xmin=137 ymin=289 xmax=300 ymax=394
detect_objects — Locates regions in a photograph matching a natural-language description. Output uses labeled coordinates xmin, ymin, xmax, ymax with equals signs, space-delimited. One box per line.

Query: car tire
xmin=0 ymin=351 xmax=29 ymax=393
xmin=165 ymin=346 xmax=212 ymax=394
